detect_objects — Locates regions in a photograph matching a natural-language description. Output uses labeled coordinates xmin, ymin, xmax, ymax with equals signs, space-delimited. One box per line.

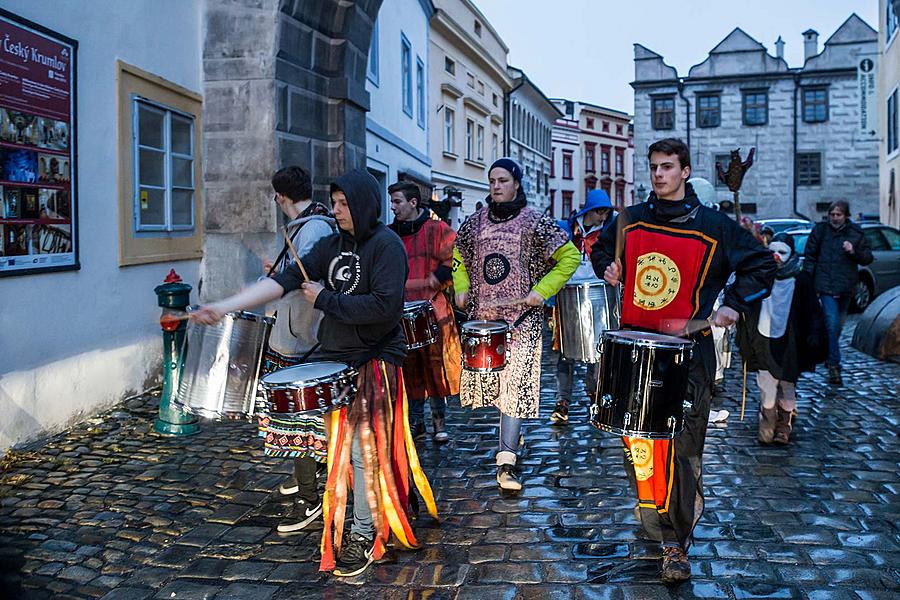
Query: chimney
xmin=803 ymin=29 xmax=818 ymax=63
xmin=775 ymin=36 xmax=785 ymax=60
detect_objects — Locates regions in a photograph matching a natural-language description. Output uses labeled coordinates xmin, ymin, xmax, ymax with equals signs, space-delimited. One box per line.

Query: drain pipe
xmin=678 ymin=79 xmax=691 ymax=149
xmin=792 ymin=73 xmax=811 ymax=221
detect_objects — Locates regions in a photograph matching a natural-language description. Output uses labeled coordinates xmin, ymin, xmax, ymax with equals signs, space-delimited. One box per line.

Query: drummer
xmin=549 ymin=189 xmax=616 ymax=425
xmin=591 ymin=138 xmax=775 ymax=583
xmin=191 ymin=169 xmax=437 ymax=578
xmin=452 ymin=157 xmax=580 ymax=492
xmin=387 ymin=181 xmax=461 ymax=444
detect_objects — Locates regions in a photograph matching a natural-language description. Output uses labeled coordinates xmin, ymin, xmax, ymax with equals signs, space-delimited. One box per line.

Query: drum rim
xmin=601 ymin=330 xmax=692 ymax=349
xmin=230 ymin=310 xmax=276 ymax=325
xmin=563 ymin=278 xmax=608 ymax=288
xmin=592 ymin=422 xmax=682 ymax=440
xmin=260 ymin=362 xmax=356 ymax=387
xmin=403 ymin=300 xmax=433 ymax=311
xmin=461 ymin=319 xmax=508 ymax=333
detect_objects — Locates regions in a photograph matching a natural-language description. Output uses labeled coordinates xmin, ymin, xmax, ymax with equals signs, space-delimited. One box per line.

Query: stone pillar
xmin=200 ymin=0 xmax=380 ymax=301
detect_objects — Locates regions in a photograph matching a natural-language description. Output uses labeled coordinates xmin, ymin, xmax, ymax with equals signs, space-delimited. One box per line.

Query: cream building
xmin=879 ymin=0 xmax=900 ymax=228
xmin=429 ymin=0 xmax=511 ymax=228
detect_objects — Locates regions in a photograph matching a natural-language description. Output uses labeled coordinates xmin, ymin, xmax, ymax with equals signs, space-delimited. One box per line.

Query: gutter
xmin=677 ymin=80 xmax=690 ymax=148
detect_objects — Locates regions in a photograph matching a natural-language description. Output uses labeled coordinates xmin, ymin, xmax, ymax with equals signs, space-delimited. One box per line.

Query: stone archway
xmin=200 ymin=0 xmax=382 ymax=299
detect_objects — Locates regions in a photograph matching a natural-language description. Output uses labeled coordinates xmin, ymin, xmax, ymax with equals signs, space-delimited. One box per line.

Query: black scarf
xmin=487 ymin=188 xmax=527 ymax=223
xmin=647 ymin=183 xmax=701 ymax=221
xmin=776 ymin=253 xmax=802 ymax=280
xmin=391 ymin=207 xmax=431 ymax=236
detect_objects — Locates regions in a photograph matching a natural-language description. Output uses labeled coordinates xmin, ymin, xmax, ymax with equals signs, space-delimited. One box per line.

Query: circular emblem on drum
xmin=632 ymin=251 xmax=681 ymax=311
xmin=630 ymin=439 xmax=654 ymax=481
xmin=483 ymin=253 xmax=511 ymax=285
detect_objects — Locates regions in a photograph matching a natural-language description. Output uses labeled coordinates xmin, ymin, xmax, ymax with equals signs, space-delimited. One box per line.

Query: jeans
xmin=819 ymin=293 xmax=850 ymax=367
xmin=408 ymin=397 xmax=447 ymax=425
xmin=496 ymin=413 xmax=522 ymax=466
xmin=349 ymin=432 xmax=374 ymax=539
xmin=555 ymin=353 xmax=597 ymax=403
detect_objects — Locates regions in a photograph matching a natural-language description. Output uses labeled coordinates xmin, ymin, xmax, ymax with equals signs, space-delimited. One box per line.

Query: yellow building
xmin=879 ymin=0 xmax=900 ymax=227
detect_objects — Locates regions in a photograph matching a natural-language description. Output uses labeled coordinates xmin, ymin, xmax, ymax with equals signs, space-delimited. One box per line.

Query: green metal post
xmin=153 ymin=269 xmax=200 ymax=436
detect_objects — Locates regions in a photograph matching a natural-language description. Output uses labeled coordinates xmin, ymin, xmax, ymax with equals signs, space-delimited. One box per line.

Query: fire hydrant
xmin=153 ymin=269 xmax=200 ymax=436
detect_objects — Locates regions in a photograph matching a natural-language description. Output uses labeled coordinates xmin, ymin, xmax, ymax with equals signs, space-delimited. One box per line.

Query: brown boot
xmin=758 ymin=406 xmax=777 ymax=444
xmin=661 ymin=545 xmax=691 ymax=583
xmin=773 ymin=407 xmax=793 ymax=445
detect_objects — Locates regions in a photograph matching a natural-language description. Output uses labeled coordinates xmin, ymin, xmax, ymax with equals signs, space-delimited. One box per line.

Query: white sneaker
xmin=708 ymin=409 xmax=729 ymax=424
xmin=278 ymin=480 xmax=299 ymax=496
xmin=277 ymin=498 xmax=323 ymax=533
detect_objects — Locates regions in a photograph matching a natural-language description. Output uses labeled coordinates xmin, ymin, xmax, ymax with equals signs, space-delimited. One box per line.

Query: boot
xmin=772 ymin=407 xmax=793 ymax=445
xmin=757 ymin=406 xmax=777 ymax=444
xmin=827 ymin=365 xmax=842 ymax=386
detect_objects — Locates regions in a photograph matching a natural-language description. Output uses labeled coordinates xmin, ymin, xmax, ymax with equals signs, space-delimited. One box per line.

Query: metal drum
xmin=176 ymin=311 xmax=274 ymax=420
xmin=260 ymin=362 xmax=357 ymax=415
xmin=401 ymin=300 xmax=438 ymax=349
xmin=590 ymin=330 xmax=693 ymax=439
xmin=460 ymin=320 xmax=510 ymax=372
xmin=557 ymin=278 xmax=620 ymax=363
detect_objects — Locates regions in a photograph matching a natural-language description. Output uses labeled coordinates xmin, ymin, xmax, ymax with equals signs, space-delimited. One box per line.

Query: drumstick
xmin=483 ymin=298 xmax=525 ymax=310
xmin=282 ymin=227 xmax=310 ymax=282
xmin=740 ymin=360 xmax=747 ymax=421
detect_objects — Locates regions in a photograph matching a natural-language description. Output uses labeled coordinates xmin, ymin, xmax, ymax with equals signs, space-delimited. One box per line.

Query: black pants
xmin=294 ymin=457 xmax=319 ymax=504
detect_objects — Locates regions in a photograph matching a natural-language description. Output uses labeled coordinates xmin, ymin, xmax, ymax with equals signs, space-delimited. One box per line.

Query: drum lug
xmin=682 ymin=400 xmax=693 ymax=412
xmin=623 ymin=412 xmax=631 ymax=426
xmin=631 ymin=347 xmax=639 ymax=363
xmin=667 ymin=417 xmax=676 ymax=433
xmin=589 ymin=403 xmax=599 ymax=419
xmin=600 ymin=393 xmax=614 ymax=408
xmin=675 ymin=351 xmax=683 ymax=365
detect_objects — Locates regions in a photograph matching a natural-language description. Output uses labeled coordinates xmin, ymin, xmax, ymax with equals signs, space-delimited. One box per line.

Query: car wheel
xmin=851 ymin=278 xmax=872 ymax=312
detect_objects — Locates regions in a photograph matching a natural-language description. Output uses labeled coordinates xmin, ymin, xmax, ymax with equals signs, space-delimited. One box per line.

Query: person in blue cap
xmin=549 ymin=189 xmax=616 ymax=424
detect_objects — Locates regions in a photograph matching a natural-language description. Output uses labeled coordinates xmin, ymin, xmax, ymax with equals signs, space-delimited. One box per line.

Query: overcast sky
xmin=475 ymin=0 xmax=879 ymax=115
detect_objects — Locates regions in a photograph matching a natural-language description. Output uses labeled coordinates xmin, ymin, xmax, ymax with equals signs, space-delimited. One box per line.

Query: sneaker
xmin=332 ymin=533 xmax=374 ymax=577
xmin=496 ymin=464 xmax=523 ymax=492
xmin=316 ymin=463 xmax=328 ymax=479
xmin=278 ymin=477 xmax=299 ymax=496
xmin=708 ymin=409 xmax=729 ymax=424
xmin=432 ymin=415 xmax=449 ymax=443
xmin=410 ymin=420 xmax=427 ymax=442
xmin=549 ymin=401 xmax=569 ymax=425
xmin=277 ymin=497 xmax=323 ymax=533
xmin=660 ymin=545 xmax=691 ymax=583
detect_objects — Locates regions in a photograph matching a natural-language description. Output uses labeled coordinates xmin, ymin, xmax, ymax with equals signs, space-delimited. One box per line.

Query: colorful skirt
xmin=257 ymin=349 xmax=328 ymax=462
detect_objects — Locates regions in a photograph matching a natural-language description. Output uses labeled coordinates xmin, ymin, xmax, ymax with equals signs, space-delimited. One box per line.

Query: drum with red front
xmin=460 ymin=320 xmax=510 ymax=372
xmin=401 ymin=300 xmax=438 ymax=349
xmin=259 ymin=362 xmax=357 ymax=415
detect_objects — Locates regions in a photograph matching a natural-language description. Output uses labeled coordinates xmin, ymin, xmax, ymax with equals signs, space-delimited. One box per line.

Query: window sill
xmin=443 ymin=151 xmax=458 ymax=160
xmin=742 ymin=122 xmax=768 ymax=127
xmin=464 ymin=158 xmax=486 ymax=169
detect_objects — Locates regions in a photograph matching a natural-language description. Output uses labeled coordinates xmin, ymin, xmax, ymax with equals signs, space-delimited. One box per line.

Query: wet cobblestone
xmin=1 ymin=318 xmax=898 ymax=599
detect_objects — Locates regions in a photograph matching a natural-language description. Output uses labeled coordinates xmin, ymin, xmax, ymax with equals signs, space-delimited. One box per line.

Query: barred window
xmin=796 ymin=152 xmax=822 ymax=186
xmin=802 ymin=88 xmax=828 ymax=123
xmin=696 ymin=94 xmax=720 ymax=128
xmin=742 ymin=90 xmax=768 ymax=126
xmin=652 ymin=97 xmax=675 ymax=130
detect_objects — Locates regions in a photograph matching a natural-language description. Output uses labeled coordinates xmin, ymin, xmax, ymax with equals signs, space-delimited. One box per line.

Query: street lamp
xmin=636 ymin=184 xmax=646 ymax=203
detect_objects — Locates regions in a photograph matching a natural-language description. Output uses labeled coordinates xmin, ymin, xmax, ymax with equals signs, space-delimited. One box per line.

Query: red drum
xmin=401 ymin=300 xmax=438 ymax=349
xmin=259 ymin=362 xmax=357 ymax=415
xmin=460 ymin=320 xmax=510 ymax=372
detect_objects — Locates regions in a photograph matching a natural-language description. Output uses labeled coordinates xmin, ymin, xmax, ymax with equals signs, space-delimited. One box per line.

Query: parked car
xmin=756 ymin=218 xmax=813 ymax=234
xmin=785 ymin=223 xmax=900 ymax=311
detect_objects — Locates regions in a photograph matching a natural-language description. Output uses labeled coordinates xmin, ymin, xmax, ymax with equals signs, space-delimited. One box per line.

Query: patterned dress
xmin=455 ymin=207 xmax=568 ymax=418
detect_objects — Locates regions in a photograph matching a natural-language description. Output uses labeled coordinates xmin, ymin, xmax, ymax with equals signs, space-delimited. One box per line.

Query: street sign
xmin=858 ymin=57 xmax=877 ymax=136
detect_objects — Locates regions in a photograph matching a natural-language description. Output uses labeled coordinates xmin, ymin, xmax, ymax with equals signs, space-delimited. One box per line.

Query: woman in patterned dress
xmin=452 ymin=158 xmax=580 ymax=491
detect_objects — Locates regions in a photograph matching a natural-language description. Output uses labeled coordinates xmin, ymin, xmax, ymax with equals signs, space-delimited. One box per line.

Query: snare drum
xmin=260 ymin=362 xmax=358 ymax=415
xmin=401 ymin=300 xmax=438 ymax=349
xmin=590 ymin=330 xmax=693 ymax=439
xmin=176 ymin=311 xmax=274 ymax=420
xmin=460 ymin=320 xmax=510 ymax=372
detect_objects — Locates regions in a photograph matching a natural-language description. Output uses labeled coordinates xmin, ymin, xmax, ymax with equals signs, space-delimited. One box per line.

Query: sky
xmin=474 ymin=0 xmax=879 ymax=115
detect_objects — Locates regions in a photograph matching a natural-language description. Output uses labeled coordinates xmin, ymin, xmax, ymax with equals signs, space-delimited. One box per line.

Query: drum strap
xmin=512 ymin=306 xmax=540 ymax=328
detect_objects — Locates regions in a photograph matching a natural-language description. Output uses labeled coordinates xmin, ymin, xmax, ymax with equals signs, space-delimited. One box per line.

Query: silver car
xmin=787 ymin=223 xmax=900 ymax=311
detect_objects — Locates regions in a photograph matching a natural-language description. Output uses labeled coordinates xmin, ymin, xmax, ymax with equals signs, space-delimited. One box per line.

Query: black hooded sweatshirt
xmin=272 ymin=170 xmax=409 ymax=367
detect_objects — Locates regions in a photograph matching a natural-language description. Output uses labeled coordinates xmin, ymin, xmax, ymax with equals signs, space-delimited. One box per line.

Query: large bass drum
xmin=557 ymin=278 xmax=620 ymax=363
xmin=175 ymin=311 xmax=274 ymax=420
xmin=590 ymin=330 xmax=693 ymax=439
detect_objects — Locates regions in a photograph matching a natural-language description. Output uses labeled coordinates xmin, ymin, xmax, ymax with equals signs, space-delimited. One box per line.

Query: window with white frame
xmin=133 ymin=99 xmax=195 ymax=232
xmin=416 ymin=57 xmax=425 ymax=129
xmin=466 ymin=119 xmax=475 ymax=160
xmin=443 ymin=107 xmax=455 ymax=154
xmin=444 ymin=56 xmax=455 ymax=75
xmin=476 ymin=124 xmax=484 ymax=161
xmin=401 ymin=34 xmax=412 ymax=116
xmin=491 ymin=133 xmax=498 ymax=162
xmin=367 ymin=19 xmax=379 ymax=85
xmin=889 ymin=89 xmax=899 ymax=156
xmin=888 ymin=1 xmax=899 ymax=46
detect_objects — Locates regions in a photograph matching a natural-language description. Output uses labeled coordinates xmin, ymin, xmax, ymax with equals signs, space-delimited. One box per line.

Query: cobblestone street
xmin=1 ymin=320 xmax=898 ymax=600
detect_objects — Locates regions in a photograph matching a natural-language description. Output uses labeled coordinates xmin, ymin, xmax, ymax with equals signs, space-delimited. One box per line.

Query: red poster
xmin=0 ymin=9 xmax=77 ymax=276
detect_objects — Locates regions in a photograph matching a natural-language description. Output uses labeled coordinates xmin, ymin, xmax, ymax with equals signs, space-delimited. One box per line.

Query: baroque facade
xmin=632 ymin=14 xmax=878 ymax=220
xmin=879 ymin=0 xmax=900 ymax=228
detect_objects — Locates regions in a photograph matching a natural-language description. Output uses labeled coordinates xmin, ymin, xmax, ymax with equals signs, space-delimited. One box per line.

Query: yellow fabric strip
xmin=451 ymin=246 xmax=469 ymax=295
xmin=397 ymin=368 xmax=439 ymax=520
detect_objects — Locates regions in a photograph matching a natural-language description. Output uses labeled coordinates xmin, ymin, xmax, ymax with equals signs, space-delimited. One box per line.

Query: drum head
xmin=462 ymin=320 xmax=508 ymax=334
xmin=604 ymin=330 xmax=689 ymax=347
xmin=261 ymin=361 xmax=350 ymax=385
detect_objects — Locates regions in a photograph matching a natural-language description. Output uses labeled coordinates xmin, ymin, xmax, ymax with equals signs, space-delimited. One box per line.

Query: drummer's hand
xmin=301 ymin=281 xmax=325 ymax=304
xmin=524 ymin=291 xmax=544 ymax=307
xmin=190 ymin=304 xmax=225 ymax=325
xmin=604 ymin=258 xmax=622 ymax=286
xmin=712 ymin=305 xmax=739 ymax=328
xmin=455 ymin=292 xmax=468 ymax=308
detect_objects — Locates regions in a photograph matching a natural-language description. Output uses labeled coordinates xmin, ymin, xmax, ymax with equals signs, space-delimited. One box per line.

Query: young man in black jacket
xmin=192 ymin=169 xmax=436 ymax=578
xmin=802 ymin=200 xmax=873 ymax=385
xmin=591 ymin=138 xmax=776 ymax=584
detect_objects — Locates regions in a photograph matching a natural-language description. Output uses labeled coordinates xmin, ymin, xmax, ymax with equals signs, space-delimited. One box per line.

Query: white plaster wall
xmin=0 ymin=0 xmax=203 ymax=450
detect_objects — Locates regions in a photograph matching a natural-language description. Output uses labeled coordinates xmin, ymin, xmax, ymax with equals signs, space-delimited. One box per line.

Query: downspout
xmin=792 ymin=73 xmax=811 ymax=220
xmin=677 ymin=79 xmax=690 ymax=149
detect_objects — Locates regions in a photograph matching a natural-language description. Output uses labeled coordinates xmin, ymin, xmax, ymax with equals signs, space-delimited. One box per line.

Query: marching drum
xmin=176 ymin=311 xmax=274 ymax=420
xmin=590 ymin=330 xmax=693 ymax=439
xmin=401 ymin=300 xmax=439 ymax=349
xmin=460 ymin=320 xmax=510 ymax=372
xmin=557 ymin=278 xmax=619 ymax=363
xmin=260 ymin=362 xmax=358 ymax=415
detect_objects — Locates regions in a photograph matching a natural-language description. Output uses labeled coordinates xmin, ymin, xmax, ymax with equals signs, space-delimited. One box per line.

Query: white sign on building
xmin=858 ymin=57 xmax=877 ymax=136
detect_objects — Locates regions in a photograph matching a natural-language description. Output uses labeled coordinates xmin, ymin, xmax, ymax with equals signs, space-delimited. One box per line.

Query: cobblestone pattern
xmin=1 ymin=319 xmax=898 ymax=599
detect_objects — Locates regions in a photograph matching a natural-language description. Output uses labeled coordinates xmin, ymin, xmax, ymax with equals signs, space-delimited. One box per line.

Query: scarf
xmin=391 ymin=207 xmax=431 ymax=237
xmin=647 ymin=183 xmax=701 ymax=221
xmin=487 ymin=188 xmax=527 ymax=223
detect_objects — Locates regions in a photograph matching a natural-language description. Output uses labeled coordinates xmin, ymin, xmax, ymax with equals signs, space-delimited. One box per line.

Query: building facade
xmin=429 ymin=0 xmax=511 ymax=228
xmin=632 ymin=14 xmax=878 ymax=221
xmin=506 ymin=66 xmax=560 ymax=215
xmin=879 ymin=0 xmax=900 ymax=228
xmin=548 ymin=99 xmax=634 ymax=221
xmin=365 ymin=0 xmax=434 ymax=220
xmin=0 ymin=1 xmax=203 ymax=449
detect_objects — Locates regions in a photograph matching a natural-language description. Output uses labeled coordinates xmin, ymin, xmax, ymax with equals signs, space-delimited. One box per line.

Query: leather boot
xmin=758 ymin=406 xmax=777 ymax=444
xmin=773 ymin=407 xmax=793 ymax=445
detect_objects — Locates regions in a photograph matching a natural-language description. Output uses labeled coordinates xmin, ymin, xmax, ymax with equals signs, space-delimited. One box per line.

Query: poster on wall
xmin=0 ymin=9 xmax=77 ymax=276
